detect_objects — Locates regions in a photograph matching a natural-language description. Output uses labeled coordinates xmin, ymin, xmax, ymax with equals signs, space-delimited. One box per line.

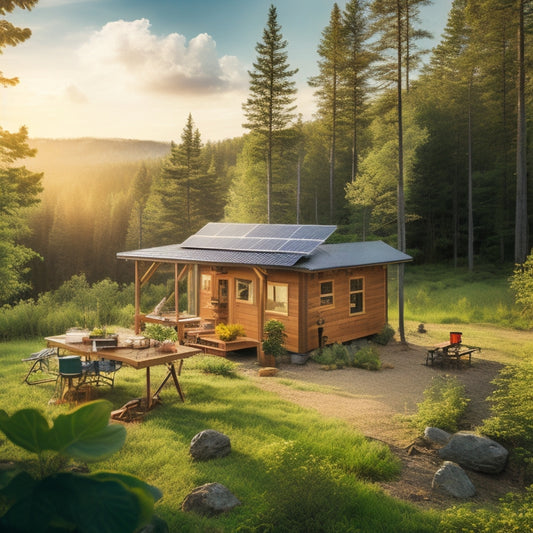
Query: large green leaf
xmin=0 ymin=472 xmax=156 ymax=533
xmin=48 ymin=400 xmax=126 ymax=461
xmin=0 ymin=408 xmax=51 ymax=454
xmin=0 ymin=469 xmax=36 ymax=506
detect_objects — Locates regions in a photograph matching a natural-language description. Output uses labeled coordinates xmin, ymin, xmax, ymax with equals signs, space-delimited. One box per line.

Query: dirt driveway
xmin=233 ymin=334 xmax=523 ymax=509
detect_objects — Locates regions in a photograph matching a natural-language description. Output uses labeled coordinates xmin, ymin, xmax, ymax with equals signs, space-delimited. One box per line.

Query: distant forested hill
xmin=20 ymin=137 xmax=239 ymax=296
xmin=28 ymin=138 xmax=170 ymax=168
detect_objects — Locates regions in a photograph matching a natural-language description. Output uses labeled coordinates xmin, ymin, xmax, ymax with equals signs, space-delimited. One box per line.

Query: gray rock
xmin=432 ymin=461 xmax=476 ymax=498
xmin=424 ymin=427 xmax=452 ymax=445
xmin=181 ymin=482 xmax=241 ymax=516
xmin=438 ymin=431 xmax=508 ymax=474
xmin=190 ymin=429 xmax=231 ymax=461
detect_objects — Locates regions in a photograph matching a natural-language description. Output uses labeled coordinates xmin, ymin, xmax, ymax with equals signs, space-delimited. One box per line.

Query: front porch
xmin=186 ymin=334 xmax=260 ymax=357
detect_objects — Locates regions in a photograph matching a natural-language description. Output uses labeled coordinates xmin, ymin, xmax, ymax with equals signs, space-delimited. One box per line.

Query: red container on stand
xmin=450 ymin=332 xmax=462 ymax=344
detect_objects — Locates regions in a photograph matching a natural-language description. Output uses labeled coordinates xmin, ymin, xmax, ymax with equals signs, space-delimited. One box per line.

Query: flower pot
xmin=158 ymin=341 xmax=177 ymax=353
xmin=290 ymin=353 xmax=309 ymax=365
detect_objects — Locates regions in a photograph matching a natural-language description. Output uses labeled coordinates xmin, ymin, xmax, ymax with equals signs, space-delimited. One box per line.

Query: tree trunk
xmin=515 ymin=0 xmax=528 ymax=264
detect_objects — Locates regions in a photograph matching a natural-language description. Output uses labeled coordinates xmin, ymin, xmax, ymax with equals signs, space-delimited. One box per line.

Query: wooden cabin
xmin=117 ymin=223 xmax=411 ymax=361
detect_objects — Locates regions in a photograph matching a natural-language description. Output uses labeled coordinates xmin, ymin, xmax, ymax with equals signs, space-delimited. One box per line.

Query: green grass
xmin=1 ymin=340 xmax=441 ymax=532
xmin=388 ymin=264 xmax=525 ymax=329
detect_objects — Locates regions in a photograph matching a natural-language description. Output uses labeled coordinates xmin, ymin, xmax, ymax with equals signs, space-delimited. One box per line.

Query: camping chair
xmin=22 ymin=348 xmax=57 ymax=385
xmin=93 ymin=359 xmax=122 ymax=388
xmin=54 ymin=355 xmax=97 ymax=403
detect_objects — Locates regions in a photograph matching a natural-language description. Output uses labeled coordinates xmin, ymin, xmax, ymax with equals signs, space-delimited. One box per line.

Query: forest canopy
xmin=4 ymin=0 xmax=533 ymax=304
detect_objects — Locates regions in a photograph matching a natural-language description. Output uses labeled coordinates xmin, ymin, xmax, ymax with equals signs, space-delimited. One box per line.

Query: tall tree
xmin=242 ymin=4 xmax=298 ymax=223
xmin=515 ymin=0 xmax=529 ymax=264
xmin=143 ymin=115 xmax=223 ymax=246
xmin=342 ymin=0 xmax=376 ymax=183
xmin=0 ymin=0 xmax=42 ymax=303
xmin=309 ymin=3 xmax=344 ymax=223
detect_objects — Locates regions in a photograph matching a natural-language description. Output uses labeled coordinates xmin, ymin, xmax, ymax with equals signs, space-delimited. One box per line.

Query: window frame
xmin=235 ymin=278 xmax=254 ymax=303
xmin=201 ymin=274 xmax=212 ymax=292
xmin=349 ymin=277 xmax=365 ymax=315
xmin=319 ymin=280 xmax=334 ymax=308
xmin=266 ymin=281 xmax=289 ymax=315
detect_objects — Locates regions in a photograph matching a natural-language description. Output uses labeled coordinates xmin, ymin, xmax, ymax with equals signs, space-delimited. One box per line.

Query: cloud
xmin=64 ymin=83 xmax=88 ymax=103
xmin=78 ymin=18 xmax=246 ymax=95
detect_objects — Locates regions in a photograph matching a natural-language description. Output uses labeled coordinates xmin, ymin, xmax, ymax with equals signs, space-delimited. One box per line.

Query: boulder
xmin=424 ymin=427 xmax=452 ymax=445
xmin=190 ymin=429 xmax=231 ymax=461
xmin=438 ymin=431 xmax=508 ymax=474
xmin=258 ymin=367 xmax=279 ymax=377
xmin=182 ymin=483 xmax=241 ymax=516
xmin=432 ymin=461 xmax=476 ymax=499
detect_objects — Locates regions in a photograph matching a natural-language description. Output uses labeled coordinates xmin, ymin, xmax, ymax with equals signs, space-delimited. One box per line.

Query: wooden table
xmin=425 ymin=342 xmax=478 ymax=368
xmin=45 ymin=336 xmax=201 ymax=414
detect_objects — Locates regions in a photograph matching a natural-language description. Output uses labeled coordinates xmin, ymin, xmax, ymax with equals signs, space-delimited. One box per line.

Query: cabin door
xmin=214 ymin=278 xmax=229 ymax=324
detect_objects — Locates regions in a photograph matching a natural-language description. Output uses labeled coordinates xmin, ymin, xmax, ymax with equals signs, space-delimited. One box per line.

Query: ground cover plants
xmin=0 ymin=341 xmax=438 ymax=532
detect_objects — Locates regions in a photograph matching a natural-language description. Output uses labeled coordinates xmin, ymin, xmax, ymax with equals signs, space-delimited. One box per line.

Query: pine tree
xmin=309 ymin=3 xmax=345 ymax=224
xmin=342 ymin=0 xmax=376 ymax=183
xmin=242 ymin=4 xmax=298 ymax=223
xmin=0 ymin=0 xmax=42 ymax=303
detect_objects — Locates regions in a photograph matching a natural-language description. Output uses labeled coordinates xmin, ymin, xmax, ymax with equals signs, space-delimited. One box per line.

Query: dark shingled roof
xmin=116 ymin=223 xmax=412 ymax=270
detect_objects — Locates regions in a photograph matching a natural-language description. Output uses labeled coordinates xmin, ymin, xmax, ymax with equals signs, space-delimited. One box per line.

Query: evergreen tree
xmin=0 ymin=0 xmax=42 ymax=303
xmin=143 ymin=115 xmax=223 ymax=246
xmin=309 ymin=3 xmax=345 ymax=223
xmin=342 ymin=0 xmax=376 ymax=183
xmin=242 ymin=4 xmax=298 ymax=223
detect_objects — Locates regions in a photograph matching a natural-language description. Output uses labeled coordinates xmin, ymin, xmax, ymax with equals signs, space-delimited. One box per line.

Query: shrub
xmin=310 ymin=343 xmax=350 ymax=368
xmin=482 ymin=361 xmax=533 ymax=477
xmin=352 ymin=345 xmax=382 ymax=371
xmin=262 ymin=319 xmax=287 ymax=359
xmin=372 ymin=323 xmax=395 ymax=345
xmin=143 ymin=323 xmax=178 ymax=342
xmin=189 ymin=355 xmax=237 ymax=376
xmin=411 ymin=375 xmax=469 ymax=433
xmin=215 ymin=323 xmax=245 ymax=341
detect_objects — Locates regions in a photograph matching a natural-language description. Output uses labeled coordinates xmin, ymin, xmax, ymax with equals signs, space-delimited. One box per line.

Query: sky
xmin=3 ymin=0 xmax=454 ymax=143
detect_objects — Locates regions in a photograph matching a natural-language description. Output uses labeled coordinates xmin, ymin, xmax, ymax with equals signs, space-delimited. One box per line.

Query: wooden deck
xmin=187 ymin=334 xmax=259 ymax=357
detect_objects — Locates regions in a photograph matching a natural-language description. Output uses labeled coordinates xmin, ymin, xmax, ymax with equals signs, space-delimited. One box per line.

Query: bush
xmin=351 ymin=345 xmax=382 ymax=370
xmin=189 ymin=355 xmax=237 ymax=376
xmin=215 ymin=323 xmax=245 ymax=341
xmin=262 ymin=319 xmax=287 ymax=359
xmin=411 ymin=375 xmax=469 ymax=433
xmin=372 ymin=323 xmax=395 ymax=345
xmin=311 ymin=343 xmax=381 ymax=371
xmin=482 ymin=361 xmax=533 ymax=477
xmin=143 ymin=323 xmax=178 ymax=342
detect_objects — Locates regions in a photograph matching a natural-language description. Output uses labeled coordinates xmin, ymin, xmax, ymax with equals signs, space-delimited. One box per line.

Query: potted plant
xmin=215 ymin=323 xmax=245 ymax=342
xmin=143 ymin=323 xmax=178 ymax=352
xmin=261 ymin=319 xmax=287 ymax=367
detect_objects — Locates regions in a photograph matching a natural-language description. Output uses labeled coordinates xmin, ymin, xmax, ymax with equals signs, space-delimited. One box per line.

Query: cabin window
xmin=349 ymin=277 xmax=364 ymax=315
xmin=266 ymin=282 xmax=288 ymax=315
xmin=201 ymin=274 xmax=211 ymax=291
xmin=236 ymin=278 xmax=253 ymax=303
xmin=319 ymin=280 xmax=334 ymax=307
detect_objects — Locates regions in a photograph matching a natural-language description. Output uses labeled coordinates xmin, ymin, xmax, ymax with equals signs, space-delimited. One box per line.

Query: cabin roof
xmin=117 ymin=223 xmax=411 ymax=271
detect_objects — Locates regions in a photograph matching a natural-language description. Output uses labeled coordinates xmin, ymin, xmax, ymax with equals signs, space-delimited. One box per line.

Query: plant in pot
xmin=143 ymin=323 xmax=178 ymax=352
xmin=261 ymin=319 xmax=287 ymax=366
xmin=215 ymin=323 xmax=245 ymax=342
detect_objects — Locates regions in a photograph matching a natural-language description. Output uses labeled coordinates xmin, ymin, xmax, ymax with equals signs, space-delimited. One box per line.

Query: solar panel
xmin=180 ymin=223 xmax=336 ymax=256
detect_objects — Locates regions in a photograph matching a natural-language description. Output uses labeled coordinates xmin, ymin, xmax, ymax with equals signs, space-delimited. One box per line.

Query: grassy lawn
xmin=0 ymin=340 xmax=441 ymax=532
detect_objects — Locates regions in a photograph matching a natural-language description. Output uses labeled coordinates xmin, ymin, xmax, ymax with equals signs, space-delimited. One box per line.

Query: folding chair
xmin=94 ymin=359 xmax=122 ymax=388
xmin=22 ymin=348 xmax=57 ymax=385
xmin=54 ymin=356 xmax=97 ymax=403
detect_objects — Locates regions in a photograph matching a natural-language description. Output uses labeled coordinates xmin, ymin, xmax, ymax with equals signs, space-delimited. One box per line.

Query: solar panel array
xmin=181 ymin=223 xmax=336 ymax=256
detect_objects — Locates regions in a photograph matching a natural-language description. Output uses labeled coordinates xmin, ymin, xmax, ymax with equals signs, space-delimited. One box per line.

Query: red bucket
xmin=450 ymin=332 xmax=462 ymax=344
